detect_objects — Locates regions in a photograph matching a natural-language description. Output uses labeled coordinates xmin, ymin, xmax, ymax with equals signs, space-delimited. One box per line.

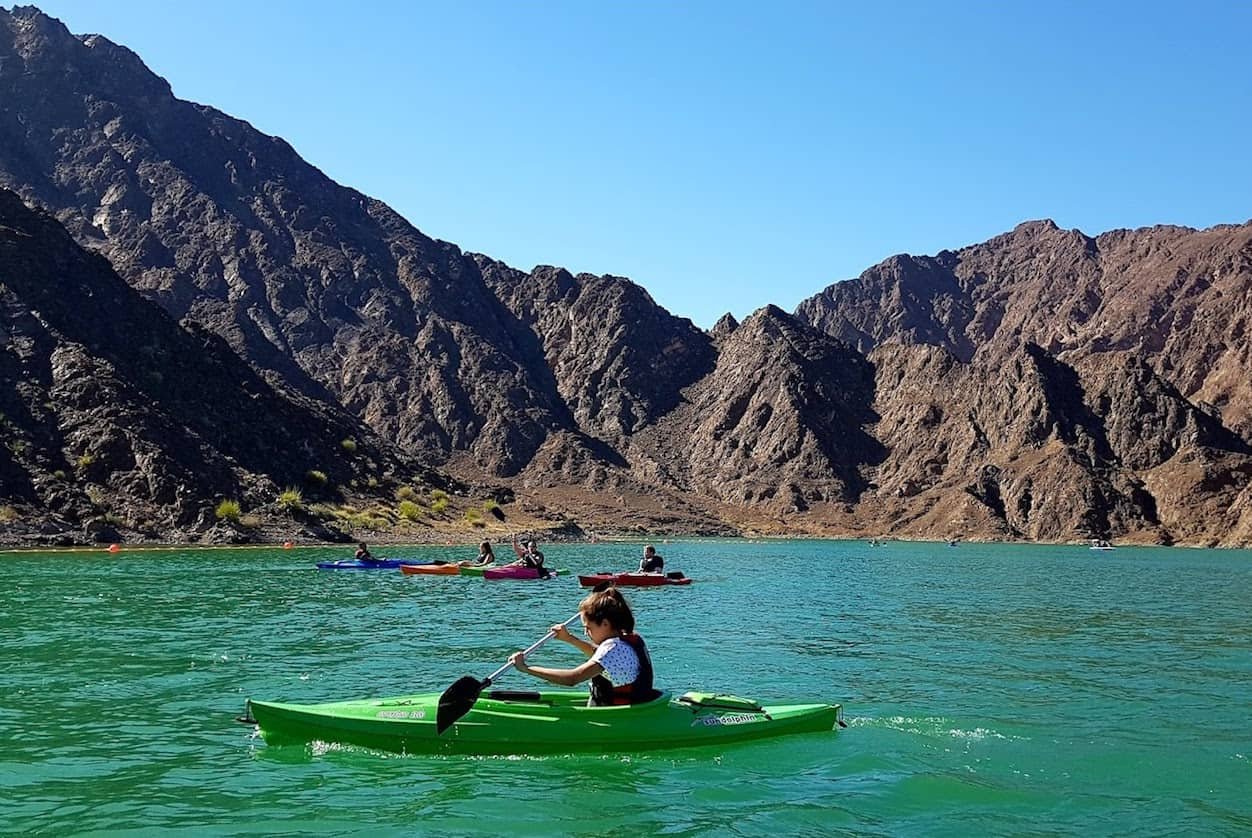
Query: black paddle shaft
xmin=435 ymin=614 xmax=581 ymax=734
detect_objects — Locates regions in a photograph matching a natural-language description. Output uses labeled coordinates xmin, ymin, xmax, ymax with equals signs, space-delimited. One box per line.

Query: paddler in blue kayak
xmin=354 ymin=541 xmax=381 ymax=564
xmin=509 ymin=587 xmax=660 ymax=706
xmin=638 ymin=544 xmax=664 ymax=573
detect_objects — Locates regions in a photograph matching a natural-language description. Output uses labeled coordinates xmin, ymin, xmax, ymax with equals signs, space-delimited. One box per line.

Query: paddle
xmin=436 ymin=613 xmax=581 ymax=734
xmin=436 ymin=581 xmax=612 ymax=734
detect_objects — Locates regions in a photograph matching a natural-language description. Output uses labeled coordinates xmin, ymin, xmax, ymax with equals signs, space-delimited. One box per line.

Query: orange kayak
xmin=400 ymin=563 xmax=460 ymax=576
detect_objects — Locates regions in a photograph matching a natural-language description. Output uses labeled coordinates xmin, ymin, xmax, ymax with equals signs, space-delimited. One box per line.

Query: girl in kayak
xmin=509 ymin=587 xmax=660 ymax=706
xmin=460 ymin=540 xmax=496 ymax=567
xmin=638 ymin=544 xmax=664 ymax=573
xmin=354 ymin=542 xmax=379 ymax=563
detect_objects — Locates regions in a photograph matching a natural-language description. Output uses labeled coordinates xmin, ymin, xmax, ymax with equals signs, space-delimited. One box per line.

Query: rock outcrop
xmin=0 ymin=187 xmax=425 ymax=542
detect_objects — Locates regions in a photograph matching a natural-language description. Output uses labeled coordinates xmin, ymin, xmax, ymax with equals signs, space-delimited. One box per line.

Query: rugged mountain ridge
xmin=2 ymin=5 xmax=1250 ymax=546
xmin=0 ymin=187 xmax=432 ymax=543
xmin=0 ymin=4 xmax=573 ymax=476
xmin=797 ymin=219 xmax=1252 ymax=440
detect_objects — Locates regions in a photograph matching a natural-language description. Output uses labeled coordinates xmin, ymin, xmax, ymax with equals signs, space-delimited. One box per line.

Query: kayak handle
xmin=483 ymin=614 xmax=581 ymax=685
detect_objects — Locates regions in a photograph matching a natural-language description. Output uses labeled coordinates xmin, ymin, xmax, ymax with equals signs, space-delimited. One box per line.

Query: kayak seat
xmin=485 ymin=690 xmax=544 ymax=703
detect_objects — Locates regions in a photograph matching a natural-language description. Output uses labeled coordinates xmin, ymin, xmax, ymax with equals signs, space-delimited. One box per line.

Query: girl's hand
xmin=550 ymin=624 xmax=573 ymax=642
xmin=509 ymin=651 xmax=529 ymax=672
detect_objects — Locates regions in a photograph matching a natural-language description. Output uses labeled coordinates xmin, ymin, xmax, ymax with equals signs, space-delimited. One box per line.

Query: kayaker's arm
xmin=509 ymin=654 xmax=604 ymax=687
xmin=550 ymin=623 xmax=596 ymax=656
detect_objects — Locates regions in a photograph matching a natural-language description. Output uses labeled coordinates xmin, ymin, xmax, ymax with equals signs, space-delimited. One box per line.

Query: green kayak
xmin=245 ymin=689 xmax=842 ymax=755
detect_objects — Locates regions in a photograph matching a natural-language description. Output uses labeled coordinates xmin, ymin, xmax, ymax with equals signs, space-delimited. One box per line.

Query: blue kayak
xmin=316 ymin=558 xmax=432 ymax=570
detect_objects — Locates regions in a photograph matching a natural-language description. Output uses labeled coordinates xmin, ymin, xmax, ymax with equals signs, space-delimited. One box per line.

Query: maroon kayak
xmin=577 ymin=572 xmax=692 ymax=588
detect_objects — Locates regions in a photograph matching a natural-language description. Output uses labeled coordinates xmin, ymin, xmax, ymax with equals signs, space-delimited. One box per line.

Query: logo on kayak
xmin=375 ymin=709 xmax=427 ymax=720
xmin=693 ymin=712 xmax=763 ymax=727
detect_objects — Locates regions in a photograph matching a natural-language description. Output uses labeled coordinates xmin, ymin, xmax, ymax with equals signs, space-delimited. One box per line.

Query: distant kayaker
xmin=510 ymin=536 xmax=545 ymax=571
xmin=354 ymin=542 xmax=378 ymax=563
xmin=509 ymin=587 xmax=660 ymax=706
xmin=638 ymin=544 xmax=664 ymax=573
xmin=460 ymin=540 xmax=496 ymax=567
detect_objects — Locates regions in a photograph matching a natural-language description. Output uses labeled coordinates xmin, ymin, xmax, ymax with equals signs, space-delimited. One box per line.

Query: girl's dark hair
xmin=580 ymin=587 xmax=635 ymax=634
xmin=480 ymin=541 xmax=495 ymax=556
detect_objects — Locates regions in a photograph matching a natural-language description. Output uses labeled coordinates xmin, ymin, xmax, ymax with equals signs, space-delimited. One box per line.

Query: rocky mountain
xmin=797 ymin=220 xmax=1252 ymax=442
xmin=474 ymin=258 xmax=716 ymax=444
xmin=2 ymin=5 xmax=1250 ymax=547
xmin=0 ymin=4 xmax=572 ymax=476
xmin=0 ymin=187 xmax=434 ymax=544
xmin=794 ymin=220 xmax=1252 ymax=545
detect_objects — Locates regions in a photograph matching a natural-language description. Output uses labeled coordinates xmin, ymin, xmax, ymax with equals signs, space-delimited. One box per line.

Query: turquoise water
xmin=2 ymin=540 xmax=1250 ymax=835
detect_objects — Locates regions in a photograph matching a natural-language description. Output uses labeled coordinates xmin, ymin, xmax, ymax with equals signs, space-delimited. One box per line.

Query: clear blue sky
xmin=33 ymin=1 xmax=1252 ymax=327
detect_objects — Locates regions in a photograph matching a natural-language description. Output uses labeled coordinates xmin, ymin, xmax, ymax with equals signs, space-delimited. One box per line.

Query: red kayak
xmin=577 ymin=572 xmax=692 ymax=587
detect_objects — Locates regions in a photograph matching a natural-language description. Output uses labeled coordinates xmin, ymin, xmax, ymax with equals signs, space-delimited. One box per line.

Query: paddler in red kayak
xmin=638 ymin=544 xmax=664 ymax=573
xmin=509 ymin=587 xmax=660 ymax=706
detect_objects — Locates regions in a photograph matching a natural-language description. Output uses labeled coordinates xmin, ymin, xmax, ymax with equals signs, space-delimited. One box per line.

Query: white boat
xmin=1089 ymin=539 xmax=1116 ymax=551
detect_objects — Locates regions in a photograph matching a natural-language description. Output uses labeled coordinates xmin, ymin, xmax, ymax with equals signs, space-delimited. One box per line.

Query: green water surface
xmin=2 ymin=540 xmax=1250 ymax=836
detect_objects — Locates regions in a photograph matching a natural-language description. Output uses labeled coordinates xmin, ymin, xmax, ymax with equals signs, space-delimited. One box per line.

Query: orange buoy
xmin=107 ymin=543 xmax=120 ymax=553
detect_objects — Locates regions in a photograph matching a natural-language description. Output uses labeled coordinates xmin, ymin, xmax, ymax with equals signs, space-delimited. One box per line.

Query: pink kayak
xmin=577 ymin=572 xmax=692 ymax=587
xmin=482 ymin=566 xmax=570 ymax=580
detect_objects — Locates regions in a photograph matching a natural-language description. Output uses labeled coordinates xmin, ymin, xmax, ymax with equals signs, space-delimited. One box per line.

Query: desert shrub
xmin=464 ymin=508 xmax=482 ymax=524
xmin=76 ymin=453 xmax=96 ymax=471
xmin=396 ymin=486 xmax=417 ymax=502
xmin=367 ymin=476 xmax=379 ymax=488
xmin=0 ymin=506 xmax=18 ymax=522
xmin=215 ymin=500 xmax=241 ymax=523
xmin=307 ymin=503 xmax=337 ymax=520
xmin=239 ymin=514 xmax=262 ymax=529
xmin=431 ymin=496 xmax=449 ymax=514
xmin=277 ymin=488 xmax=304 ymax=513
xmin=52 ymin=470 xmax=67 ymax=481
xmin=430 ymin=488 xmax=448 ymax=502
xmin=397 ymin=500 xmax=423 ymax=521
xmin=305 ymin=470 xmax=328 ymax=487
xmin=340 ymin=438 xmax=357 ymax=453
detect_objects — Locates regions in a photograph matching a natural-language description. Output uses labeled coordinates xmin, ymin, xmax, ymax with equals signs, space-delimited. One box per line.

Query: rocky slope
xmin=797 ymin=220 xmax=1252 ymax=441
xmin=0 ymin=187 xmax=433 ymax=543
xmin=0 ymin=5 xmax=572 ymax=476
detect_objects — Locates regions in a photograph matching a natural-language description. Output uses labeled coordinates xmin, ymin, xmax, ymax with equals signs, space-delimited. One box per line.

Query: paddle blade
xmin=436 ymin=675 xmax=488 ymax=734
xmin=666 ymin=571 xmax=686 ymax=580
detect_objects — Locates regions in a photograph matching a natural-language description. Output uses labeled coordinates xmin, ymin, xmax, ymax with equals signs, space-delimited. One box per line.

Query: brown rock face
xmin=475 ymin=257 xmax=716 ymax=444
xmin=0 ymin=188 xmax=422 ymax=541
xmin=797 ymin=222 xmax=1252 ymax=545
xmin=634 ymin=306 xmax=882 ymax=512
xmin=0 ymin=6 xmax=570 ymax=475
xmin=797 ymin=219 xmax=1252 ymax=441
